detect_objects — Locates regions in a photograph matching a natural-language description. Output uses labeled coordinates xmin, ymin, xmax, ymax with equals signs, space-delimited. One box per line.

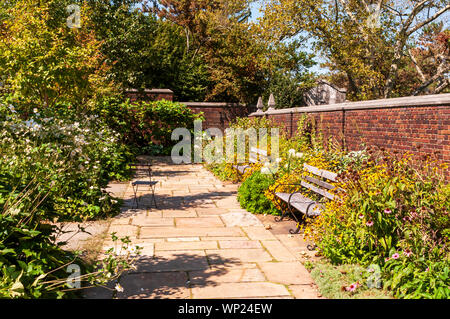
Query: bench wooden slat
xmin=300 ymin=180 xmax=335 ymax=200
xmin=304 ymin=175 xmax=335 ymax=190
xmin=303 ymin=163 xmax=337 ymax=182
xmin=275 ymin=192 xmax=322 ymax=217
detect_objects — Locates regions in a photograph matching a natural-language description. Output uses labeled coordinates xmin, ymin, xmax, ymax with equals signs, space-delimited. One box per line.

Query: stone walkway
xmin=86 ymin=157 xmax=321 ymax=299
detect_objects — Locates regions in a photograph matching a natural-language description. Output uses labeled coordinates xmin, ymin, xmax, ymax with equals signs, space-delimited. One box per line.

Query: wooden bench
xmin=232 ymin=147 xmax=270 ymax=175
xmin=272 ymin=163 xmax=341 ymax=238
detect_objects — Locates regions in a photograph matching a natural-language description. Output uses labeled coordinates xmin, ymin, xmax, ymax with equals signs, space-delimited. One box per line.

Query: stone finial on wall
xmin=267 ymin=93 xmax=276 ymax=111
xmin=256 ymin=96 xmax=264 ymax=113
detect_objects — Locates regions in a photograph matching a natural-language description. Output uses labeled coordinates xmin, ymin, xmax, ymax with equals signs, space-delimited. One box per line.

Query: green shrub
xmin=0 ymin=100 xmax=132 ymax=221
xmin=237 ymin=171 xmax=279 ymax=215
xmin=95 ymin=98 xmax=204 ymax=155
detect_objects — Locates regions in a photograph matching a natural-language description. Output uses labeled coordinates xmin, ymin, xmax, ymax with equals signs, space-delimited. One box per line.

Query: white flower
xmin=295 ymin=152 xmax=304 ymax=158
xmin=275 ymin=158 xmax=282 ymax=163
xmin=288 ymin=149 xmax=296 ymax=156
xmin=260 ymin=167 xmax=271 ymax=174
xmin=114 ymin=284 xmax=124 ymax=292
xmin=33 ymin=108 xmax=38 ymax=113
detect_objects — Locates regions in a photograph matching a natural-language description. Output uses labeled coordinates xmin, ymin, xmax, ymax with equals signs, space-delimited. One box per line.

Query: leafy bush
xmin=0 ymin=99 xmax=132 ymax=221
xmin=0 ymin=187 xmax=141 ymax=299
xmin=95 ymin=98 xmax=203 ymax=155
xmin=237 ymin=171 xmax=279 ymax=215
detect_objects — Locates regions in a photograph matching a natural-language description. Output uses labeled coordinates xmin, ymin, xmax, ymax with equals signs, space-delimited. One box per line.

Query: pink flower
xmin=403 ymin=249 xmax=412 ymax=257
xmin=366 ymin=220 xmax=374 ymax=227
xmin=425 ymin=267 xmax=429 ymax=272
xmin=384 ymin=209 xmax=392 ymax=214
xmin=346 ymin=282 xmax=360 ymax=292
xmin=385 ymin=257 xmax=390 ymax=262
xmin=391 ymin=253 xmax=400 ymax=259
xmin=358 ymin=214 xmax=364 ymax=219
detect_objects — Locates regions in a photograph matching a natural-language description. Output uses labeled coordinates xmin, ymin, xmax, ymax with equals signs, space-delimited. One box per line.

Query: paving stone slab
xmin=162 ymin=210 xmax=198 ymax=218
xmin=189 ymin=266 xmax=266 ymax=284
xmin=117 ymin=272 xmax=190 ymax=299
xmin=155 ymin=241 xmax=218 ymax=251
xmin=206 ymin=249 xmax=272 ymax=264
xmin=175 ymin=217 xmax=224 ymax=228
xmin=108 ymin=225 xmax=139 ymax=238
xmin=219 ymin=240 xmax=262 ymax=249
xmin=167 ymin=237 xmax=200 ymax=242
xmin=258 ymin=262 xmax=314 ymax=285
xmin=243 ymin=227 xmax=278 ymax=241
xmin=131 ymin=217 xmax=175 ymax=227
xmin=140 ymin=227 xmax=244 ymax=239
xmin=289 ymin=285 xmax=321 ymax=299
xmin=261 ymin=240 xmax=297 ymax=261
xmin=191 ymin=282 xmax=291 ymax=299
xmin=220 ymin=212 xmax=264 ymax=227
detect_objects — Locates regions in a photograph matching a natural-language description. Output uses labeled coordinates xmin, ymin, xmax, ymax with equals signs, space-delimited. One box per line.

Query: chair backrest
xmin=249 ymin=147 xmax=269 ymax=164
xmin=301 ymin=163 xmax=338 ymax=200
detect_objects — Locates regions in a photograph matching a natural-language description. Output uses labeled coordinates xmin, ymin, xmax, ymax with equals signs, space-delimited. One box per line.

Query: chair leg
xmin=150 ymin=185 xmax=157 ymax=209
xmin=132 ymin=184 xmax=139 ymax=209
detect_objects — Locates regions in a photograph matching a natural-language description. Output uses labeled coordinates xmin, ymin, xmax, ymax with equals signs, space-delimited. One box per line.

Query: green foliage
xmin=95 ymin=98 xmax=203 ymax=155
xmin=0 ymin=98 xmax=132 ymax=221
xmin=237 ymin=171 xmax=279 ymax=216
xmin=89 ymin=1 xmax=210 ymax=101
xmin=305 ymin=150 xmax=449 ymax=299
xmin=308 ymin=261 xmax=392 ymax=299
xmin=0 ymin=0 xmax=116 ymax=111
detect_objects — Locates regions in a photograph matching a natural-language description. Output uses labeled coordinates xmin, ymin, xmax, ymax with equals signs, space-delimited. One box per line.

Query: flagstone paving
xmin=84 ymin=157 xmax=321 ymax=299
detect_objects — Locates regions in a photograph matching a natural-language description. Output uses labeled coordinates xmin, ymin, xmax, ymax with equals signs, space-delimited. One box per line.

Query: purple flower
xmin=391 ymin=253 xmax=400 ymax=259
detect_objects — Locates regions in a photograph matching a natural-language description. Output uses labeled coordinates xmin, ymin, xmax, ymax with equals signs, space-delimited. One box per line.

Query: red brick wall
xmin=125 ymin=89 xmax=174 ymax=102
xmin=183 ymin=103 xmax=254 ymax=131
xmin=252 ymin=104 xmax=450 ymax=180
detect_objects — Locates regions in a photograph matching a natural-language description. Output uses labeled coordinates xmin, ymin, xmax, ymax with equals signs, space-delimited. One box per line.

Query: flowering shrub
xmin=0 ymin=100 xmax=132 ymax=221
xmin=304 ymin=151 xmax=449 ymax=298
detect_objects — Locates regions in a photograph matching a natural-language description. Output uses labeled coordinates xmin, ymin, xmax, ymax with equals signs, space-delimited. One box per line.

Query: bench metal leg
xmin=274 ymin=208 xmax=289 ymax=222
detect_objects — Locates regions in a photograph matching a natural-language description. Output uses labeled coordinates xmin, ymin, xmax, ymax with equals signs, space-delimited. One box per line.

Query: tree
xmin=0 ymin=0 xmax=115 ymax=110
xmin=153 ymin=0 xmax=316 ymax=105
xmin=260 ymin=0 xmax=450 ymax=100
xmin=408 ymin=23 xmax=449 ymax=95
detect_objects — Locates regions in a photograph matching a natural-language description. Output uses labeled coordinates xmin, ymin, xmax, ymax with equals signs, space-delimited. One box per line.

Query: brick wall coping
xmin=250 ymin=93 xmax=450 ymax=116
xmin=181 ymin=102 xmax=245 ymax=108
xmin=125 ymin=89 xmax=174 ymax=94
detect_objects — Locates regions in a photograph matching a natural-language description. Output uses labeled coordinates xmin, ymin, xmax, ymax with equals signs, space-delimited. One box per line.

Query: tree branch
xmin=407 ymin=4 xmax=450 ymax=36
